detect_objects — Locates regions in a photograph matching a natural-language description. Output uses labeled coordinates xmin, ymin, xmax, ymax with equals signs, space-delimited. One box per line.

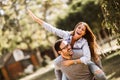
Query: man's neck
xmin=62 ymin=56 xmax=72 ymax=60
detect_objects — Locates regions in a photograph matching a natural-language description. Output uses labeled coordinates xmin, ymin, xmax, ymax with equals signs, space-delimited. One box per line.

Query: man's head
xmin=54 ymin=39 xmax=73 ymax=59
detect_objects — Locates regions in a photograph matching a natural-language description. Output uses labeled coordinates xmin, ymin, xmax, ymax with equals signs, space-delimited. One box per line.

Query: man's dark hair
xmin=54 ymin=39 xmax=63 ymax=52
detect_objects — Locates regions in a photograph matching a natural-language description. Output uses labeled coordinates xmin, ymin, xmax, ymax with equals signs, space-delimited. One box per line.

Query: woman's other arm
xmin=62 ymin=41 xmax=91 ymax=66
xmin=80 ymin=41 xmax=91 ymax=64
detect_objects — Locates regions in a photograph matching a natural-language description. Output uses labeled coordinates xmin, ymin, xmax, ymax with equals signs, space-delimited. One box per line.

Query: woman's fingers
xmin=27 ymin=9 xmax=43 ymax=24
xmin=27 ymin=9 xmax=37 ymax=21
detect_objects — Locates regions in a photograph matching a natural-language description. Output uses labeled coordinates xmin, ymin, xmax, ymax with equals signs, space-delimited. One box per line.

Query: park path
xmin=19 ymin=61 xmax=55 ymax=80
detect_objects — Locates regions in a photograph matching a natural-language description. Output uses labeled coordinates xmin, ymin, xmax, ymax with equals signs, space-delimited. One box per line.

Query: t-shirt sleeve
xmin=54 ymin=56 xmax=62 ymax=80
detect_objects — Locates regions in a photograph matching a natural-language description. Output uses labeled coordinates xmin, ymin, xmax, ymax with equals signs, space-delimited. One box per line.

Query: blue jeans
xmin=87 ymin=61 xmax=107 ymax=80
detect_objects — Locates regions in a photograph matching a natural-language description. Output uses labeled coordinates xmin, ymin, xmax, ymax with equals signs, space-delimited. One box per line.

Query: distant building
xmin=0 ymin=49 xmax=39 ymax=80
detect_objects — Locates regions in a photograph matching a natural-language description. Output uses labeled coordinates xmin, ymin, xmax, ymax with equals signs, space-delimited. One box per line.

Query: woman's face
xmin=74 ymin=24 xmax=86 ymax=39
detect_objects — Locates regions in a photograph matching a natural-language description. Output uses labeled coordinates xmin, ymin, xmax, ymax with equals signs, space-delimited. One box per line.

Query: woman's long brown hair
xmin=71 ymin=22 xmax=100 ymax=63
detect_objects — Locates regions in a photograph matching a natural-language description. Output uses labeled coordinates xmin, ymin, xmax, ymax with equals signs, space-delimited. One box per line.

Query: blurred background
xmin=0 ymin=0 xmax=120 ymax=80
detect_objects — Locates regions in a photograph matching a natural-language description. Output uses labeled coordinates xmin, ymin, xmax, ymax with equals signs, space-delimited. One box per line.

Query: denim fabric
xmin=88 ymin=61 xmax=107 ymax=80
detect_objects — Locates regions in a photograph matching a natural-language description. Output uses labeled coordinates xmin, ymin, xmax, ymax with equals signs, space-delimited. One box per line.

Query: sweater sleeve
xmin=80 ymin=41 xmax=91 ymax=64
xmin=42 ymin=22 xmax=69 ymax=38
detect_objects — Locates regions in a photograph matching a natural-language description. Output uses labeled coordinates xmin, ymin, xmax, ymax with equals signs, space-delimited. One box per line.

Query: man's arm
xmin=54 ymin=69 xmax=62 ymax=80
xmin=62 ymin=73 xmax=69 ymax=80
xmin=62 ymin=59 xmax=82 ymax=66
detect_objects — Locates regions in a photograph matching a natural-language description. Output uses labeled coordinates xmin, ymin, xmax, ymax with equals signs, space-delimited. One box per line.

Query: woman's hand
xmin=27 ymin=9 xmax=38 ymax=20
xmin=62 ymin=60 xmax=74 ymax=66
xmin=27 ymin=9 xmax=43 ymax=24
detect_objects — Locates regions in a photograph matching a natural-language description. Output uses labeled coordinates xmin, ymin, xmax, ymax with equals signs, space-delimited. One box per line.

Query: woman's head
xmin=72 ymin=22 xmax=96 ymax=42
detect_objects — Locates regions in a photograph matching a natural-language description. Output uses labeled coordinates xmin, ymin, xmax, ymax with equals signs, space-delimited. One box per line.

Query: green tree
xmin=101 ymin=0 xmax=120 ymax=45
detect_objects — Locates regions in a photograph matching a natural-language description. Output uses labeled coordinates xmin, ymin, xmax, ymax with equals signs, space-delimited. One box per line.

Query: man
xmin=54 ymin=39 xmax=94 ymax=80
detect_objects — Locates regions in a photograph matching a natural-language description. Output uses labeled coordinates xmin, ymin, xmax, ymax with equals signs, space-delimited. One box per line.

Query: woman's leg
xmin=87 ymin=61 xmax=107 ymax=80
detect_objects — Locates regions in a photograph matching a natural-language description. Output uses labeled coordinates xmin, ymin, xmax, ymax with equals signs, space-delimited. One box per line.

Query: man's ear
xmin=58 ymin=51 xmax=61 ymax=55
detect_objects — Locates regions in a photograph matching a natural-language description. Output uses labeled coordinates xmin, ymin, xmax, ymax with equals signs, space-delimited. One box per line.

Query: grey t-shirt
xmin=54 ymin=50 xmax=93 ymax=80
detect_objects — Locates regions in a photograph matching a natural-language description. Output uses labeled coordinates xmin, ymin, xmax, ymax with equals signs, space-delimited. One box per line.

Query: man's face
xmin=59 ymin=41 xmax=73 ymax=58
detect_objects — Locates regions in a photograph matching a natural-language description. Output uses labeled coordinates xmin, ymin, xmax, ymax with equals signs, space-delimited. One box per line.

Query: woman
xmin=27 ymin=9 xmax=106 ymax=80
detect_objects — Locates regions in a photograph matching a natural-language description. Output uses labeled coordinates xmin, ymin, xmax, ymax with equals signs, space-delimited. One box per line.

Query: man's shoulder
xmin=54 ymin=56 xmax=63 ymax=66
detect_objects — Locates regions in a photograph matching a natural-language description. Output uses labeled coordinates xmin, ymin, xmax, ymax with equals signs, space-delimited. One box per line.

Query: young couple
xmin=28 ymin=9 xmax=107 ymax=80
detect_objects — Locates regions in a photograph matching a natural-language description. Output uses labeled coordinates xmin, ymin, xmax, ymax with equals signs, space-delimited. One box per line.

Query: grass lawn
xmin=102 ymin=50 xmax=120 ymax=80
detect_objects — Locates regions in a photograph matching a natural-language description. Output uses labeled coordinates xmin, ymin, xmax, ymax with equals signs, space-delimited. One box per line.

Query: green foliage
xmin=0 ymin=0 xmax=67 ymax=55
xmin=101 ymin=0 xmax=119 ymax=33
xmin=101 ymin=0 xmax=120 ymax=45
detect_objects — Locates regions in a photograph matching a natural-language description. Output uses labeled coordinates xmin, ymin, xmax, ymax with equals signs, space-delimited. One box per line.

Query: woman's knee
xmin=94 ymin=70 xmax=107 ymax=80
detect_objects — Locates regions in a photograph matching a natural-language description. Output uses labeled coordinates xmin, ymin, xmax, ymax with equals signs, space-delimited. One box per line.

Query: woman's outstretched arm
xmin=27 ymin=9 xmax=43 ymax=25
xmin=27 ymin=9 xmax=69 ymax=38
